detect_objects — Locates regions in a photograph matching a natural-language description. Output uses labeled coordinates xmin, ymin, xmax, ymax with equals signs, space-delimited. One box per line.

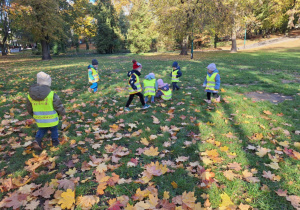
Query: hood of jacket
xmin=29 ymin=84 xmax=51 ymax=101
xmin=127 ymin=69 xmax=141 ymax=77
xmin=207 ymin=69 xmax=219 ymax=76
xmin=144 ymin=74 xmax=155 ymax=80
xmin=160 ymin=84 xmax=170 ymax=91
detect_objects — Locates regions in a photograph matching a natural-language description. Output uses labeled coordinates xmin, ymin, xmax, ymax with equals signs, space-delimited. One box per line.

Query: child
xmin=124 ymin=60 xmax=150 ymax=111
xmin=143 ymin=73 xmax=158 ymax=103
xmin=26 ymin=72 xmax=66 ymax=150
xmin=170 ymin=61 xmax=182 ymax=91
xmin=155 ymin=79 xmax=172 ymax=100
xmin=88 ymin=59 xmax=99 ymax=93
xmin=203 ymin=63 xmax=221 ymax=103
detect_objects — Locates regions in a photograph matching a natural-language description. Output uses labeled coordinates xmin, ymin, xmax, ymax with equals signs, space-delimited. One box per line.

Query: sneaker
xmin=52 ymin=141 xmax=60 ymax=147
xmin=88 ymin=88 xmax=92 ymax=93
xmin=215 ymin=96 xmax=221 ymax=103
xmin=124 ymin=107 xmax=131 ymax=112
xmin=142 ymin=104 xmax=151 ymax=109
xmin=32 ymin=140 xmax=42 ymax=151
xmin=204 ymin=99 xmax=211 ymax=104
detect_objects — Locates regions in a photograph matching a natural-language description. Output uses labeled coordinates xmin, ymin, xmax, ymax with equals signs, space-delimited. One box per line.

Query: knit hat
xmin=133 ymin=61 xmax=142 ymax=70
xmin=157 ymin=79 xmax=167 ymax=88
xmin=207 ymin=63 xmax=216 ymax=71
xmin=148 ymin=73 xmax=155 ymax=78
xmin=172 ymin=61 xmax=179 ymax=68
xmin=92 ymin=59 xmax=98 ymax=65
xmin=37 ymin=71 xmax=51 ymax=86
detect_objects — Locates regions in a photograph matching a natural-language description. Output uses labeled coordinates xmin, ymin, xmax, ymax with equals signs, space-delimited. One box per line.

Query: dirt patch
xmin=245 ymin=91 xmax=293 ymax=104
xmin=107 ymin=56 xmax=129 ymax=60
xmin=281 ymin=79 xmax=300 ymax=84
xmin=223 ymin=81 xmax=258 ymax=87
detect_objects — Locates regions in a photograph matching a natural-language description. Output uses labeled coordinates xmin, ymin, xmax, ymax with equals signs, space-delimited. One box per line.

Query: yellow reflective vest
xmin=128 ymin=73 xmax=142 ymax=94
xmin=28 ymin=91 xmax=59 ymax=128
xmin=172 ymin=70 xmax=179 ymax=82
xmin=89 ymin=67 xmax=99 ymax=83
xmin=143 ymin=79 xmax=156 ymax=96
xmin=160 ymin=89 xmax=172 ymax=100
xmin=205 ymin=73 xmax=218 ymax=92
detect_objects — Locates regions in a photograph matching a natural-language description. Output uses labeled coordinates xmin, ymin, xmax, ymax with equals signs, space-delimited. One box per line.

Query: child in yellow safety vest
xmin=170 ymin=61 xmax=182 ymax=91
xmin=203 ymin=63 xmax=221 ymax=103
xmin=155 ymin=79 xmax=172 ymax=100
xmin=88 ymin=59 xmax=100 ymax=93
xmin=124 ymin=60 xmax=151 ymax=112
xmin=143 ymin=73 xmax=158 ymax=103
xmin=26 ymin=72 xmax=66 ymax=151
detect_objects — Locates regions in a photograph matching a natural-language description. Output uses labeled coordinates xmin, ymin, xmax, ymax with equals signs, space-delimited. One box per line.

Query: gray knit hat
xmin=37 ymin=71 xmax=51 ymax=86
xmin=92 ymin=59 xmax=98 ymax=65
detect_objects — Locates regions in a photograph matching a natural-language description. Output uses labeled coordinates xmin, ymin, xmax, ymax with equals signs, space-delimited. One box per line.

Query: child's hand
xmin=202 ymin=85 xmax=206 ymax=88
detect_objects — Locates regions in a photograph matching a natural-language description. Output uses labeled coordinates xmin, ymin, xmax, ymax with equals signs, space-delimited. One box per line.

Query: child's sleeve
xmin=129 ymin=74 xmax=137 ymax=90
xmin=214 ymin=74 xmax=221 ymax=90
xmin=155 ymin=81 xmax=158 ymax=90
xmin=177 ymin=69 xmax=182 ymax=78
xmin=26 ymin=98 xmax=33 ymax=116
xmin=155 ymin=90 xmax=162 ymax=98
xmin=53 ymin=93 xmax=66 ymax=116
xmin=203 ymin=77 xmax=207 ymax=87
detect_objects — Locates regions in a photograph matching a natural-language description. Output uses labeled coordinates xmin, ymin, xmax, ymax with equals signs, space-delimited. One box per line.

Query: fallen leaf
xmin=58 ymin=189 xmax=75 ymax=209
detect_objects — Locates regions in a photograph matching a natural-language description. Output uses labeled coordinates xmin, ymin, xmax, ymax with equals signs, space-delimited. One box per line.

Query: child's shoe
xmin=215 ymin=96 xmax=221 ymax=103
xmin=124 ymin=107 xmax=131 ymax=112
xmin=142 ymin=104 xmax=151 ymax=109
xmin=52 ymin=140 xmax=60 ymax=147
xmin=88 ymin=88 xmax=93 ymax=93
xmin=32 ymin=140 xmax=42 ymax=151
xmin=204 ymin=99 xmax=211 ymax=104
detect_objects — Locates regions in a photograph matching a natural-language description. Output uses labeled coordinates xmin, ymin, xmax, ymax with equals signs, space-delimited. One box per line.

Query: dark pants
xmin=172 ymin=82 xmax=180 ymax=90
xmin=36 ymin=126 xmax=59 ymax=144
xmin=207 ymin=92 xmax=219 ymax=100
xmin=126 ymin=92 xmax=145 ymax=107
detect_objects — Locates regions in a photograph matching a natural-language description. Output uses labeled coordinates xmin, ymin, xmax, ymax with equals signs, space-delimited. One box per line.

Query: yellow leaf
xmin=163 ymin=191 xmax=170 ymax=199
xmin=239 ymin=203 xmax=251 ymax=210
xmin=149 ymin=135 xmax=157 ymax=140
xmin=294 ymin=142 xmax=300 ymax=149
xmin=219 ymin=193 xmax=234 ymax=210
xmin=201 ymin=156 xmax=213 ymax=165
xmin=264 ymin=162 xmax=280 ymax=170
xmin=58 ymin=189 xmax=75 ymax=209
xmin=66 ymin=168 xmax=77 ymax=177
xmin=220 ymin=146 xmax=229 ymax=152
xmin=76 ymin=195 xmax=99 ymax=209
xmin=140 ymin=138 xmax=149 ymax=146
xmin=263 ymin=110 xmax=272 ymax=115
xmin=278 ymin=141 xmax=289 ymax=148
xmin=256 ymin=147 xmax=271 ymax=157
xmin=171 ymin=181 xmax=178 ymax=188
xmin=96 ymin=163 xmax=108 ymax=173
xmin=143 ymin=147 xmax=159 ymax=156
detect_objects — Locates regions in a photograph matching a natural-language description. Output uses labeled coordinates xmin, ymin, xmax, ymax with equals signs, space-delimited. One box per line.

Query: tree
xmin=12 ymin=0 xmax=66 ymax=60
xmin=94 ymin=0 xmax=120 ymax=54
xmin=0 ymin=0 xmax=12 ymax=56
xmin=127 ymin=0 xmax=156 ymax=54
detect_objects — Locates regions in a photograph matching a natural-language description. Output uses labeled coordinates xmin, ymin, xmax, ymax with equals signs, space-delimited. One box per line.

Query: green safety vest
xmin=28 ymin=91 xmax=59 ymax=128
xmin=128 ymin=73 xmax=142 ymax=94
xmin=89 ymin=67 xmax=99 ymax=83
xmin=172 ymin=70 xmax=179 ymax=82
xmin=160 ymin=89 xmax=172 ymax=100
xmin=205 ymin=73 xmax=218 ymax=92
xmin=143 ymin=79 xmax=156 ymax=96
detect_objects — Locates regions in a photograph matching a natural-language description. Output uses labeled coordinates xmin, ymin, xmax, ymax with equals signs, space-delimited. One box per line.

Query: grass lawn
xmin=0 ymin=48 xmax=299 ymax=209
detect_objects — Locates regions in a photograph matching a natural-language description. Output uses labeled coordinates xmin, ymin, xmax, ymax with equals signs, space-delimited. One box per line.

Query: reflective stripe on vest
xmin=89 ymin=67 xmax=99 ymax=83
xmin=172 ymin=70 xmax=179 ymax=82
xmin=28 ymin=91 xmax=59 ymax=128
xmin=160 ymin=89 xmax=172 ymax=100
xmin=205 ymin=73 xmax=218 ymax=91
xmin=128 ymin=73 xmax=142 ymax=94
xmin=143 ymin=79 xmax=156 ymax=96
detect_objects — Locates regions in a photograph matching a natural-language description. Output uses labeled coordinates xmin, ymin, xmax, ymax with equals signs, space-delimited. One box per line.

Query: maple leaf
xmin=263 ymin=110 xmax=272 ymax=115
xmin=146 ymin=194 xmax=159 ymax=209
xmin=140 ymin=138 xmax=149 ymax=146
xmin=128 ymin=123 xmax=137 ymax=129
xmin=97 ymin=182 xmax=107 ymax=195
xmin=175 ymin=156 xmax=189 ymax=163
xmin=227 ymin=162 xmax=242 ymax=171
xmin=107 ymin=173 xmax=120 ymax=187
xmin=160 ymin=126 xmax=170 ymax=132
xmin=256 ymin=147 xmax=271 ymax=157
xmin=182 ymin=191 xmax=196 ymax=209
xmin=250 ymin=133 xmax=264 ymax=141
xmin=76 ymin=195 xmax=99 ymax=210
xmin=223 ymin=170 xmax=238 ymax=181
xmin=25 ymin=200 xmax=40 ymax=210
xmin=58 ymin=189 xmax=75 ymax=209
xmin=66 ymin=167 xmax=77 ymax=177
xmin=163 ymin=191 xmax=170 ymax=200
xmin=286 ymin=195 xmax=300 ymax=209
xmin=242 ymin=170 xmax=260 ymax=183
xmin=149 ymin=135 xmax=157 ymax=140
xmin=264 ymin=162 xmax=280 ymax=170
xmin=239 ymin=203 xmax=251 ymax=210
xmin=108 ymin=198 xmax=123 ymax=210
xmin=224 ymin=132 xmax=238 ymax=139
xmin=275 ymin=189 xmax=287 ymax=197
xmin=171 ymin=181 xmax=178 ymax=188
xmin=96 ymin=163 xmax=108 ymax=173
xmin=219 ymin=193 xmax=235 ymax=210
xmin=134 ymin=201 xmax=151 ymax=209
xmin=151 ymin=115 xmax=160 ymax=124
xmin=143 ymin=146 xmax=159 ymax=156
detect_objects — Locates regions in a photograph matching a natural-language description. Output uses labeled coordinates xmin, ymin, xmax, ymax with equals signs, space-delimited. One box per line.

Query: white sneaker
xmin=215 ymin=96 xmax=221 ymax=103
xmin=204 ymin=99 xmax=211 ymax=104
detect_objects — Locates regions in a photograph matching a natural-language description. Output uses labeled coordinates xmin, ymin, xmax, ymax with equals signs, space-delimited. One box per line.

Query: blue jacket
xmin=170 ymin=62 xmax=182 ymax=78
xmin=127 ymin=70 xmax=141 ymax=90
xmin=203 ymin=69 xmax=220 ymax=92
xmin=155 ymin=84 xmax=170 ymax=98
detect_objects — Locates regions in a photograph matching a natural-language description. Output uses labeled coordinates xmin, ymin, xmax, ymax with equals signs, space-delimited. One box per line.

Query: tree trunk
xmin=85 ymin=38 xmax=89 ymax=50
xmin=1 ymin=35 xmax=8 ymax=56
xmin=180 ymin=35 xmax=189 ymax=55
xmin=214 ymin=34 xmax=218 ymax=49
xmin=231 ymin=28 xmax=237 ymax=53
xmin=41 ymin=39 xmax=51 ymax=60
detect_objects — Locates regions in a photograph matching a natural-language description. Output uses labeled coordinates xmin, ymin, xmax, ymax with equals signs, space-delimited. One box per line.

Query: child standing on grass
xmin=88 ymin=59 xmax=99 ymax=93
xmin=26 ymin=72 xmax=66 ymax=151
xmin=203 ymin=63 xmax=221 ymax=103
xmin=155 ymin=79 xmax=172 ymax=100
xmin=143 ymin=73 xmax=158 ymax=103
xmin=170 ymin=61 xmax=182 ymax=91
xmin=124 ymin=60 xmax=150 ymax=111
